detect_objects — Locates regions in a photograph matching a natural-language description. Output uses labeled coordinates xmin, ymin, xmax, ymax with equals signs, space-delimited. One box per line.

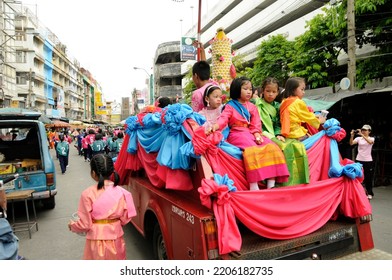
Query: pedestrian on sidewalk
xmin=56 ymin=134 xmax=69 ymax=174
xmin=68 ymin=154 xmax=136 ymax=260
xmin=350 ymin=124 xmax=375 ymax=199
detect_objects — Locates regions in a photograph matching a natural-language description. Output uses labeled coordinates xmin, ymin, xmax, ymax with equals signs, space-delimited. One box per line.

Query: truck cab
xmin=0 ymin=108 xmax=56 ymax=209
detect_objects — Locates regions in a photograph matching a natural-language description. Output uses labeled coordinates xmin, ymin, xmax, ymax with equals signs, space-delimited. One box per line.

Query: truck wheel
xmin=153 ymin=223 xmax=167 ymax=260
xmin=42 ymin=196 xmax=56 ymax=209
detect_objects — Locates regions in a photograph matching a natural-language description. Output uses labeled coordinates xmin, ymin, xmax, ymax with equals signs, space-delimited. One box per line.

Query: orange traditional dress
xmin=69 ymin=182 xmax=136 ymax=260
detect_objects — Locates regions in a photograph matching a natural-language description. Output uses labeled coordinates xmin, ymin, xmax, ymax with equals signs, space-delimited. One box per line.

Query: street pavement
xmin=12 ymin=146 xmax=392 ymax=260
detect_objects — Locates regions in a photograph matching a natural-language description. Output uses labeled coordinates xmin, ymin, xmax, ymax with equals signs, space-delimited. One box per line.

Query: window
xmin=16 ymin=73 xmax=28 ymax=84
xmin=16 ymin=51 xmax=26 ymax=63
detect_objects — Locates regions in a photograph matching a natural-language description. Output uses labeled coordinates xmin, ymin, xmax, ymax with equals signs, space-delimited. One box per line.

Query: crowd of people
xmin=47 ymin=126 xmax=126 ymax=173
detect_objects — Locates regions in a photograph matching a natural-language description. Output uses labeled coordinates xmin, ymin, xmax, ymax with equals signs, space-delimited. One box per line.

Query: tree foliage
xmin=354 ymin=0 xmax=392 ymax=88
xmin=288 ymin=5 xmax=346 ymax=91
xmin=250 ymin=34 xmax=294 ymax=87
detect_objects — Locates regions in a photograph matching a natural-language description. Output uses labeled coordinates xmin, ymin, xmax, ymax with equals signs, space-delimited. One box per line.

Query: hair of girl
xmin=203 ymin=85 xmax=221 ymax=107
xmin=90 ymin=154 xmax=120 ymax=189
xmin=229 ymin=77 xmax=251 ymax=100
xmin=283 ymin=77 xmax=305 ymax=98
xmin=262 ymin=77 xmax=283 ymax=102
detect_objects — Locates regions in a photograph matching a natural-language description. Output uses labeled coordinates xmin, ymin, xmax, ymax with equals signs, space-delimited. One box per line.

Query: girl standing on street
xmin=56 ymin=134 xmax=69 ymax=175
xmin=350 ymin=124 xmax=375 ymax=199
xmin=68 ymin=154 xmax=136 ymax=260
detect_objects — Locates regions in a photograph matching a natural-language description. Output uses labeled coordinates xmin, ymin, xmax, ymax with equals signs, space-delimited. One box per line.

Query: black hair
xmin=192 ymin=61 xmax=210 ymax=81
xmin=117 ymin=132 xmax=124 ymax=139
xmin=90 ymin=153 xmax=120 ymax=190
xmin=157 ymin=96 xmax=172 ymax=108
xmin=203 ymin=85 xmax=221 ymax=107
xmin=88 ymin=129 xmax=96 ymax=135
xmin=59 ymin=134 xmax=65 ymax=142
xmin=230 ymin=77 xmax=251 ymax=100
xmin=283 ymin=77 xmax=305 ymax=98
xmin=261 ymin=77 xmax=283 ymax=102
xmin=252 ymin=86 xmax=262 ymax=96
xmin=95 ymin=133 xmax=103 ymax=141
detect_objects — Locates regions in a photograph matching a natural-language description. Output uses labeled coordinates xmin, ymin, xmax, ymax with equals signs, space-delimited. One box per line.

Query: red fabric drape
xmin=200 ymin=175 xmax=371 ymax=254
xmin=114 ymin=134 xmax=193 ymax=190
xmin=192 ymin=127 xmax=249 ymax=190
xmin=199 ymin=178 xmax=242 ymax=254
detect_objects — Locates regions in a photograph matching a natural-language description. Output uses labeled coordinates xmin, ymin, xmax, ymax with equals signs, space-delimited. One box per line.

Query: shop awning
xmin=303 ymin=86 xmax=392 ymax=111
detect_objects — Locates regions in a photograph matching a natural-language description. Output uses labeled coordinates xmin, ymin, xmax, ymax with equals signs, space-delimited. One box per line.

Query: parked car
xmin=0 ymin=108 xmax=56 ymax=209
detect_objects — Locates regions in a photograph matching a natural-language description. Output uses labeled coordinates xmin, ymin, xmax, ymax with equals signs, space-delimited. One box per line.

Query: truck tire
xmin=153 ymin=223 xmax=167 ymax=260
xmin=42 ymin=196 xmax=56 ymax=210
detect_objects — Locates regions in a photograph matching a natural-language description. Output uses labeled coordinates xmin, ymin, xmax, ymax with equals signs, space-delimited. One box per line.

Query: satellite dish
xmin=340 ymin=77 xmax=350 ymax=90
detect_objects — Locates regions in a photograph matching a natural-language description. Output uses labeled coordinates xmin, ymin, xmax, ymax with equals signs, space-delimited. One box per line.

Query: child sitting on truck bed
xmin=210 ymin=77 xmax=290 ymax=189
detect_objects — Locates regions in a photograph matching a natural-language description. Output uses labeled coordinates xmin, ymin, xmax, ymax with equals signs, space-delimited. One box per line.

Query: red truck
xmin=115 ymin=105 xmax=374 ymax=260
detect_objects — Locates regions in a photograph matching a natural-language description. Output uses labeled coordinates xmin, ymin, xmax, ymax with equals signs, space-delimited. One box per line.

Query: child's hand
xmin=68 ymin=220 xmax=73 ymax=231
xmin=254 ymin=133 xmax=263 ymax=144
xmin=277 ymin=135 xmax=285 ymax=142
xmin=317 ymin=115 xmax=326 ymax=124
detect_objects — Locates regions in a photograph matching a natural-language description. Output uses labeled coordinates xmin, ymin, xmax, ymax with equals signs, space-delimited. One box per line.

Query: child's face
xmin=239 ymin=81 xmax=253 ymax=103
xmin=206 ymin=89 xmax=223 ymax=109
xmin=263 ymin=83 xmax=279 ymax=104
xmin=294 ymin=81 xmax=306 ymax=99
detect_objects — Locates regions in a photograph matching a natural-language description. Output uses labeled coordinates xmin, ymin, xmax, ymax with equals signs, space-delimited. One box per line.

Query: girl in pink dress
xmin=68 ymin=154 xmax=136 ymax=260
xmin=198 ymin=85 xmax=223 ymax=131
xmin=211 ymin=77 xmax=289 ymax=190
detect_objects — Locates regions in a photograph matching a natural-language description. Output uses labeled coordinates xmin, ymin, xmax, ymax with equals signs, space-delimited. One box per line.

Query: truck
xmin=0 ymin=108 xmax=57 ymax=209
xmin=115 ymin=104 xmax=374 ymax=260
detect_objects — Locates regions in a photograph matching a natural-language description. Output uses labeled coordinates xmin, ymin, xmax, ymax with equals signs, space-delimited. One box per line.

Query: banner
xmin=180 ymin=37 xmax=196 ymax=61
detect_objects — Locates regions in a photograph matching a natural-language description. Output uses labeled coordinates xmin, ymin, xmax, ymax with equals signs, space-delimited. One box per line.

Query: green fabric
xmin=272 ymin=138 xmax=309 ymax=186
xmin=255 ymin=98 xmax=281 ymax=139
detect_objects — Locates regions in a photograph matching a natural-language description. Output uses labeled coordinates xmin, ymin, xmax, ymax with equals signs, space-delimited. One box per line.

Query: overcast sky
xmin=22 ymin=0 xmax=219 ymax=102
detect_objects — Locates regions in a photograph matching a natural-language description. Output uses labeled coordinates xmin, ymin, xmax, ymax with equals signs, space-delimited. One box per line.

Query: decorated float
xmin=114 ymin=103 xmax=373 ymax=258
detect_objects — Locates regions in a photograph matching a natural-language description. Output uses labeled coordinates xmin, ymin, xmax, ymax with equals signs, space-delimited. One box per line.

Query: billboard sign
xmin=180 ymin=36 xmax=196 ymax=61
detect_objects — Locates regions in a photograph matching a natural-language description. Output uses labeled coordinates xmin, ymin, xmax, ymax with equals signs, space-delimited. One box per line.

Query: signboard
xmin=11 ymin=100 xmax=19 ymax=108
xmin=180 ymin=36 xmax=196 ymax=61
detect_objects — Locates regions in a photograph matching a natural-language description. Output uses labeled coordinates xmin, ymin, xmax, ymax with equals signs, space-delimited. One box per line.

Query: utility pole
xmin=28 ymin=68 xmax=33 ymax=108
xmin=347 ymin=0 xmax=356 ymax=90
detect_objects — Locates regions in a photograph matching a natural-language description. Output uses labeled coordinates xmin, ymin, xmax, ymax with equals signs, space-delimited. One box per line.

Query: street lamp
xmin=133 ymin=67 xmax=154 ymax=105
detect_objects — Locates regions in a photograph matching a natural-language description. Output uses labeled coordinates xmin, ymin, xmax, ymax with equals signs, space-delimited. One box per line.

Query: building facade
xmin=153 ymin=0 xmax=329 ymax=101
xmin=0 ymin=1 xmax=108 ymax=123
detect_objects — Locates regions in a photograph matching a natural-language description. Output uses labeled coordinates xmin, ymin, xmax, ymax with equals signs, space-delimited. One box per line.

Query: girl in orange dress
xmin=68 ymin=154 xmax=136 ymax=260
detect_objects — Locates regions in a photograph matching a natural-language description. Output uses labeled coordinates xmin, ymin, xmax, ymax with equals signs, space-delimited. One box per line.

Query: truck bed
xmin=234 ymin=219 xmax=358 ymax=260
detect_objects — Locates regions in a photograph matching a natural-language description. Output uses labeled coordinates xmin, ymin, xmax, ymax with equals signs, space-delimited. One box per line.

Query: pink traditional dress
xmin=216 ymin=100 xmax=289 ymax=184
xmin=69 ymin=182 xmax=136 ymax=260
xmin=198 ymin=106 xmax=222 ymax=129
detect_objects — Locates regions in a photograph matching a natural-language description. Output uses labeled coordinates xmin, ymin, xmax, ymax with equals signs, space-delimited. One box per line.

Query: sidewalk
xmin=339 ymin=249 xmax=392 ymax=260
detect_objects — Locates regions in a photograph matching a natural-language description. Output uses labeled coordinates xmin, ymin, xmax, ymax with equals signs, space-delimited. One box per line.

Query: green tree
xmin=354 ymin=0 xmax=392 ymax=88
xmin=250 ymin=34 xmax=295 ymax=87
xmin=182 ymin=64 xmax=196 ymax=106
xmin=289 ymin=5 xmax=346 ymax=91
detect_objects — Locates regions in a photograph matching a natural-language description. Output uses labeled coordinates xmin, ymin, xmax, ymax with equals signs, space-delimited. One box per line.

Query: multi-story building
xmin=153 ymin=0 xmax=329 ymax=101
xmin=1 ymin=2 xmax=105 ymax=123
